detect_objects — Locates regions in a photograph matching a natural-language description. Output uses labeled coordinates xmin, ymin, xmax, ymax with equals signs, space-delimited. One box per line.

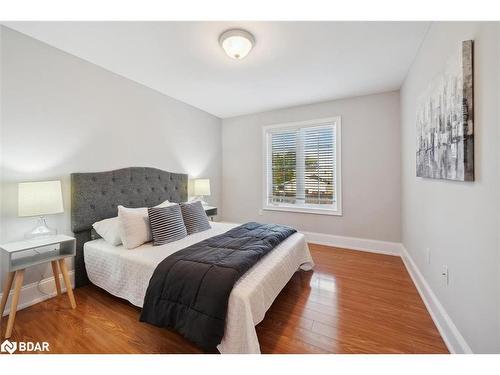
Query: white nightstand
xmin=0 ymin=234 xmax=76 ymax=338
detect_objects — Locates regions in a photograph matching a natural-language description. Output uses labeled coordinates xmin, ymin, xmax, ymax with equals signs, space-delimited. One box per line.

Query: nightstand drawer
xmin=0 ymin=234 xmax=76 ymax=273
xmin=204 ymin=207 xmax=217 ymax=217
xmin=203 ymin=206 xmax=217 ymax=221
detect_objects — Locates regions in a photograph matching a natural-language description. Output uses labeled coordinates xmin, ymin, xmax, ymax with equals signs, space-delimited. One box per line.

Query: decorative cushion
xmin=92 ymin=217 xmax=122 ymax=246
xmin=180 ymin=201 xmax=211 ymax=235
xmin=118 ymin=200 xmax=174 ymax=249
xmin=148 ymin=205 xmax=188 ymax=246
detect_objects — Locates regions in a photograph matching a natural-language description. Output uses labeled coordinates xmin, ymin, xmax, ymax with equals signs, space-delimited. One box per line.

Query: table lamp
xmin=193 ymin=178 xmax=211 ymax=207
xmin=18 ymin=180 xmax=64 ymax=239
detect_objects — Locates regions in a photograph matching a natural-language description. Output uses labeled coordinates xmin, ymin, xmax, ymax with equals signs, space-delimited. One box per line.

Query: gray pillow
xmin=180 ymin=201 xmax=211 ymax=234
xmin=148 ymin=205 xmax=187 ymax=246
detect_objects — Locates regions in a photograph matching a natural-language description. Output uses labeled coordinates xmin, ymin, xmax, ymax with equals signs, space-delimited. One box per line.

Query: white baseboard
xmin=400 ymin=246 xmax=472 ymax=354
xmin=303 ymin=231 xmax=402 ymax=256
xmin=1 ymin=270 xmax=75 ymax=317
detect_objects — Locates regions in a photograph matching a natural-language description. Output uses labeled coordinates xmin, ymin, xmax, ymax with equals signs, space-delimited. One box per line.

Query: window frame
xmin=262 ymin=116 xmax=342 ymax=216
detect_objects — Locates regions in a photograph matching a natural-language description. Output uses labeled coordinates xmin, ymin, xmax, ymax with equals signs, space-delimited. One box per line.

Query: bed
xmin=71 ymin=167 xmax=314 ymax=354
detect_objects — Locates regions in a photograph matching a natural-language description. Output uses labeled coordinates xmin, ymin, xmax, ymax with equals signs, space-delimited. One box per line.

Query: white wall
xmin=401 ymin=22 xmax=500 ymax=353
xmin=222 ymin=91 xmax=401 ymax=243
xmin=0 ymin=27 xmax=3 ymax=242
xmin=0 ymin=27 xmax=222 ymax=286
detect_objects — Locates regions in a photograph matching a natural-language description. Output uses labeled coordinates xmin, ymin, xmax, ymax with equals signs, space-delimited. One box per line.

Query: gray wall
xmin=222 ymin=91 xmax=401 ymax=242
xmin=401 ymin=22 xmax=500 ymax=353
xmin=0 ymin=27 xmax=222 ymax=286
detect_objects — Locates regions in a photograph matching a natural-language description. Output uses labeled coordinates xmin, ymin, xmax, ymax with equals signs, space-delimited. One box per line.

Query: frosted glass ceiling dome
xmin=219 ymin=29 xmax=255 ymax=60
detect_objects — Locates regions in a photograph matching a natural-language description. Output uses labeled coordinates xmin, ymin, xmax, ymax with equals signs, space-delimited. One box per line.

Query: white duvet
xmin=84 ymin=222 xmax=314 ymax=353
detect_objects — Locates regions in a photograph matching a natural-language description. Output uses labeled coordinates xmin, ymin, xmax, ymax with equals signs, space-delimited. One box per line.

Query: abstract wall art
xmin=416 ymin=40 xmax=474 ymax=181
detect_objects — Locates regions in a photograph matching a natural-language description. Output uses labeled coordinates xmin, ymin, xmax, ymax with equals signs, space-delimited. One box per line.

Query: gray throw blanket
xmin=139 ymin=222 xmax=297 ymax=350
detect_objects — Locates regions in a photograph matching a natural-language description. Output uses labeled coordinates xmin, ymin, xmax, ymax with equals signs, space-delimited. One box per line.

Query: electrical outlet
xmin=441 ymin=265 xmax=449 ymax=287
xmin=258 ymin=209 xmax=263 ymax=216
xmin=426 ymin=248 xmax=431 ymax=264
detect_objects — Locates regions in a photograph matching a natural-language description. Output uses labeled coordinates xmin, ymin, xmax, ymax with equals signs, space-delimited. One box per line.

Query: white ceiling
xmin=3 ymin=21 xmax=430 ymax=118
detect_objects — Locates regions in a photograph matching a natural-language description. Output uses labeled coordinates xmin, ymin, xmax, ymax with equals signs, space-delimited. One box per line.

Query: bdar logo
xmin=1 ymin=339 xmax=17 ymax=354
xmin=0 ymin=339 xmax=49 ymax=354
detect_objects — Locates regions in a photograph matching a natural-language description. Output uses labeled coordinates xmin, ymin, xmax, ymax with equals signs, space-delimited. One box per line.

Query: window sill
xmin=262 ymin=205 xmax=342 ymax=216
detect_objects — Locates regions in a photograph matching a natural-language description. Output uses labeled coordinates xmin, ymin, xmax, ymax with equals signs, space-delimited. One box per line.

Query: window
xmin=263 ymin=117 xmax=341 ymax=215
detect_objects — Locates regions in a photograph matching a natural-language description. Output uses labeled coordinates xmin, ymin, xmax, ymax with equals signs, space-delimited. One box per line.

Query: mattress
xmin=84 ymin=222 xmax=314 ymax=353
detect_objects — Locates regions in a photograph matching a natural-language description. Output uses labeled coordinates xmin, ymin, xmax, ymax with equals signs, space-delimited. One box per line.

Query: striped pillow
xmin=180 ymin=201 xmax=211 ymax=235
xmin=148 ymin=205 xmax=187 ymax=246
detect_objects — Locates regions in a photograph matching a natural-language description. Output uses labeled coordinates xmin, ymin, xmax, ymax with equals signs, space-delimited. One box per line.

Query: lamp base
xmin=25 ymin=217 xmax=58 ymax=239
xmin=189 ymin=196 xmax=209 ymax=207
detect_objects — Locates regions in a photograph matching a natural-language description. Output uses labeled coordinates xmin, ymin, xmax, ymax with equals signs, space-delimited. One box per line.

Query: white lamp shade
xmin=18 ymin=180 xmax=64 ymax=217
xmin=193 ymin=179 xmax=211 ymax=196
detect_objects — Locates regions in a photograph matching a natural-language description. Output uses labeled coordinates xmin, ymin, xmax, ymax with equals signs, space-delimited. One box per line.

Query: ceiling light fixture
xmin=219 ymin=29 xmax=255 ymax=60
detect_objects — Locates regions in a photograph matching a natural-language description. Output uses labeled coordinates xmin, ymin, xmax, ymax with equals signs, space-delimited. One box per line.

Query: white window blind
xmin=264 ymin=117 xmax=341 ymax=215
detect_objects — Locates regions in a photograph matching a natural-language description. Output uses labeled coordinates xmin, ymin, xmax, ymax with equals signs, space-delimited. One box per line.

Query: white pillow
xmin=92 ymin=217 xmax=122 ymax=246
xmin=118 ymin=200 xmax=176 ymax=249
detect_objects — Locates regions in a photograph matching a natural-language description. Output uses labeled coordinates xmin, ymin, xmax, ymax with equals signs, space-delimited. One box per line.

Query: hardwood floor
xmin=1 ymin=244 xmax=448 ymax=354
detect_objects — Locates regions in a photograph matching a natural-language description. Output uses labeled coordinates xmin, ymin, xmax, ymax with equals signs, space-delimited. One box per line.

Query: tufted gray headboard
xmin=71 ymin=167 xmax=188 ymax=287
